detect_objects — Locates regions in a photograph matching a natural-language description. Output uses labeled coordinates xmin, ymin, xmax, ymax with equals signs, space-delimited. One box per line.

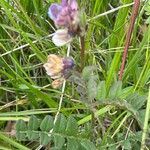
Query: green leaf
xmin=137 ymin=109 xmax=146 ymax=127
xmin=146 ymin=17 xmax=150 ymax=24
xmin=27 ymin=130 xmax=39 ymax=140
xmin=145 ymin=2 xmax=150 ymax=15
xmin=18 ymin=84 xmax=29 ymax=90
xmin=40 ymin=115 xmax=53 ymax=132
xmin=65 ymin=116 xmax=78 ymax=136
xmin=53 ymin=114 xmax=67 ymax=133
xmin=67 ymin=138 xmax=80 ymax=150
xmin=16 ymin=132 xmax=26 ymax=141
xmin=127 ymin=94 xmax=146 ymax=110
xmin=87 ymin=75 xmax=98 ymax=101
xmin=80 ymin=140 xmax=96 ymax=150
xmin=109 ymin=81 xmax=122 ymax=99
xmin=130 ymin=131 xmax=142 ymax=142
xmin=96 ymin=81 xmax=106 ymax=100
xmin=28 ymin=115 xmax=40 ymax=130
xmin=40 ymin=132 xmax=51 ymax=146
xmin=16 ymin=119 xmax=27 ymax=131
xmin=54 ymin=135 xmax=65 ymax=149
xmin=16 ymin=120 xmax=27 ymax=141
xmin=120 ymin=139 xmax=131 ymax=150
xmin=108 ymin=145 xmax=117 ymax=150
xmin=118 ymin=86 xmax=133 ymax=99
xmin=82 ymin=66 xmax=97 ymax=81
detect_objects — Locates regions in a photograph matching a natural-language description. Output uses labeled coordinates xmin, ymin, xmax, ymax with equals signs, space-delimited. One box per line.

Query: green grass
xmin=0 ymin=0 xmax=150 ymax=149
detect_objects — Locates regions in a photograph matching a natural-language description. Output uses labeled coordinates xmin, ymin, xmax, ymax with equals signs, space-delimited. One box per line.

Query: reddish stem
xmin=119 ymin=0 xmax=140 ymax=80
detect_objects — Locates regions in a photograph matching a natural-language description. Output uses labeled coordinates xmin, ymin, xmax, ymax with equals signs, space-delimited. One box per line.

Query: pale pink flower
xmin=52 ymin=29 xmax=73 ymax=46
xmin=43 ymin=54 xmax=74 ymax=88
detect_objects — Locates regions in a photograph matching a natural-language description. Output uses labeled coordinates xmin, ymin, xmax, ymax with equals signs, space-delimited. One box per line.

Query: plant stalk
xmin=80 ymin=36 xmax=85 ymax=70
xmin=119 ymin=0 xmax=140 ymax=80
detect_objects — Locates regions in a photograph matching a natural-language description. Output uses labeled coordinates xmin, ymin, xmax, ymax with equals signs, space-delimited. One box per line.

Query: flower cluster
xmin=48 ymin=0 xmax=85 ymax=46
xmin=43 ymin=54 xmax=74 ymax=88
xmin=43 ymin=0 xmax=85 ymax=88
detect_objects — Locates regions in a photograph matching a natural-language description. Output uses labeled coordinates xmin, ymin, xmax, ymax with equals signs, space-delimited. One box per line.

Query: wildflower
xmin=48 ymin=0 xmax=85 ymax=46
xmin=43 ymin=54 xmax=63 ymax=79
xmin=48 ymin=0 xmax=79 ymax=30
xmin=52 ymin=29 xmax=73 ymax=47
xmin=43 ymin=54 xmax=74 ymax=88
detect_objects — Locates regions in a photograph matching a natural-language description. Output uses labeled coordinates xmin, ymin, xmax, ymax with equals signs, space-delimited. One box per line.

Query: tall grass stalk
xmin=141 ymin=87 xmax=150 ymax=150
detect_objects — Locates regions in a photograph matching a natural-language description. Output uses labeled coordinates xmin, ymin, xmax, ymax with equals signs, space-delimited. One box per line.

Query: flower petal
xmin=70 ymin=0 xmax=78 ymax=10
xmin=51 ymin=74 xmax=62 ymax=79
xmin=52 ymin=78 xmax=64 ymax=89
xmin=43 ymin=54 xmax=64 ymax=78
xmin=63 ymin=57 xmax=74 ymax=69
xmin=48 ymin=4 xmax=62 ymax=20
xmin=43 ymin=63 xmax=63 ymax=79
xmin=47 ymin=54 xmax=62 ymax=64
xmin=52 ymin=29 xmax=72 ymax=47
xmin=61 ymin=0 xmax=68 ymax=7
xmin=43 ymin=63 xmax=53 ymax=76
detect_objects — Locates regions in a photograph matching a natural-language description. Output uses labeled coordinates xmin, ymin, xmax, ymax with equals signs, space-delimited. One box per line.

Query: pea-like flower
xmin=52 ymin=29 xmax=73 ymax=47
xmin=48 ymin=0 xmax=79 ymax=30
xmin=48 ymin=0 xmax=82 ymax=46
xmin=43 ymin=54 xmax=74 ymax=88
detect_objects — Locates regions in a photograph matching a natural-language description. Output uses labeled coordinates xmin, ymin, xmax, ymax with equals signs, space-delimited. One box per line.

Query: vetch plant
xmin=16 ymin=114 xmax=97 ymax=149
xmin=2 ymin=0 xmax=150 ymax=150
xmin=45 ymin=0 xmax=87 ymax=89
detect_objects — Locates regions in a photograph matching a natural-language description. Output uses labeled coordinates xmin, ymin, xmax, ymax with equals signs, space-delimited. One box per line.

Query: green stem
xmin=91 ymin=110 xmax=95 ymax=142
xmin=141 ymin=87 xmax=150 ymax=150
xmin=80 ymin=36 xmax=85 ymax=70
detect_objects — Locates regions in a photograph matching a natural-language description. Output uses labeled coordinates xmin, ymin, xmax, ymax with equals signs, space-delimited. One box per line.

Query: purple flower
xmin=48 ymin=0 xmax=78 ymax=29
xmin=63 ymin=57 xmax=74 ymax=69
xmin=48 ymin=0 xmax=86 ymax=47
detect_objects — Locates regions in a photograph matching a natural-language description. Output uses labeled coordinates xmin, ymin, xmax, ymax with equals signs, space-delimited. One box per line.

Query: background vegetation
xmin=0 ymin=0 xmax=150 ymax=149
